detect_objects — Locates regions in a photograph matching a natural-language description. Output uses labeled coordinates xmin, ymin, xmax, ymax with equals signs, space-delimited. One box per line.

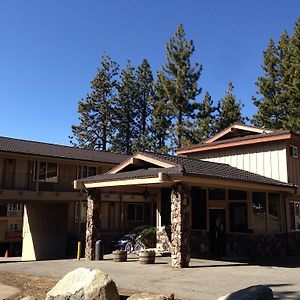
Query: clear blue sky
xmin=0 ymin=1 xmax=299 ymax=145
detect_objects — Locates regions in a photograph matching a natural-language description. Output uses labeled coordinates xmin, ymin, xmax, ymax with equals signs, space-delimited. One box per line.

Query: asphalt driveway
xmin=0 ymin=255 xmax=300 ymax=300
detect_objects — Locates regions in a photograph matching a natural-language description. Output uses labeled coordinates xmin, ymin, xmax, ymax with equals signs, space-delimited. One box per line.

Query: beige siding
xmin=190 ymin=141 xmax=288 ymax=182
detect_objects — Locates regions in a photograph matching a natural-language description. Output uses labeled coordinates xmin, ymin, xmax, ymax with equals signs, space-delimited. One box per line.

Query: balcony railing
xmin=0 ymin=172 xmax=77 ymax=192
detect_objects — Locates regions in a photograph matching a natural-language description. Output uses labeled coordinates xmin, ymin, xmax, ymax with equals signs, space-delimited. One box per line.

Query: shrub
xmin=140 ymin=226 xmax=156 ymax=248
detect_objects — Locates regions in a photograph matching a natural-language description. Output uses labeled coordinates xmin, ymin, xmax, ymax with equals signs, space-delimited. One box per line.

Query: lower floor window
xmin=75 ymin=201 xmax=87 ymax=223
xmin=128 ymin=203 xmax=144 ymax=221
xmin=290 ymin=202 xmax=300 ymax=230
xmin=8 ymin=223 xmax=21 ymax=231
xmin=229 ymin=203 xmax=248 ymax=232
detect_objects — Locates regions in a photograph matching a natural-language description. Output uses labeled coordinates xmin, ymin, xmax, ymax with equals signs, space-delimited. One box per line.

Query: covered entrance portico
xmin=74 ymin=152 xmax=296 ymax=268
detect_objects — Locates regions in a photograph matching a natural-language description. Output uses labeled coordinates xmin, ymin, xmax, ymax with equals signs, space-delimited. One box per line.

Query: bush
xmin=140 ymin=226 xmax=156 ymax=248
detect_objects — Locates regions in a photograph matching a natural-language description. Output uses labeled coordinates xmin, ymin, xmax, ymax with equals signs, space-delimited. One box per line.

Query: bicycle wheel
xmin=134 ymin=241 xmax=145 ymax=254
xmin=124 ymin=242 xmax=133 ymax=254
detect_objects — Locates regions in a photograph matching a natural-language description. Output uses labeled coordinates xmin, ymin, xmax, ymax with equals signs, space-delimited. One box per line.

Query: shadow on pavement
xmin=267 ymin=284 xmax=300 ymax=300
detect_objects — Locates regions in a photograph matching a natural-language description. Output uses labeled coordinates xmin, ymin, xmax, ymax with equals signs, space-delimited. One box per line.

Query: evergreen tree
xmin=217 ymin=82 xmax=246 ymax=131
xmin=134 ymin=59 xmax=154 ymax=152
xmin=159 ymin=24 xmax=202 ymax=148
xmin=149 ymin=73 xmax=172 ymax=153
xmin=285 ymin=17 xmax=300 ymax=132
xmin=193 ymin=91 xmax=217 ymax=142
xmin=111 ymin=61 xmax=137 ymax=155
xmin=70 ymin=55 xmax=119 ymax=150
xmin=252 ymin=39 xmax=287 ymax=129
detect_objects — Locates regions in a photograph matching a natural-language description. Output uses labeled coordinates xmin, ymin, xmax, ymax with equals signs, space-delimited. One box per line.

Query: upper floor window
xmin=7 ymin=203 xmax=23 ymax=211
xmin=78 ymin=166 xmax=98 ymax=179
xmin=33 ymin=162 xmax=58 ymax=182
xmin=289 ymin=145 xmax=298 ymax=158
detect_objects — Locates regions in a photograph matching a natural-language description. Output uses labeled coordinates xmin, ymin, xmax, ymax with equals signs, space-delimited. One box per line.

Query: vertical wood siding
xmin=189 ymin=141 xmax=288 ymax=183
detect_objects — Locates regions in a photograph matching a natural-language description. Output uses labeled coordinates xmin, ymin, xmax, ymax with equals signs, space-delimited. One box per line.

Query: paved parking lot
xmin=0 ymin=255 xmax=300 ymax=299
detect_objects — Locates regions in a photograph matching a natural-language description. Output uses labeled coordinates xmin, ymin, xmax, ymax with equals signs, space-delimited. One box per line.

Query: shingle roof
xmin=0 ymin=136 xmax=128 ymax=164
xmin=78 ymin=152 xmax=295 ymax=189
xmin=80 ymin=166 xmax=182 ymax=183
xmin=177 ymin=130 xmax=291 ymax=152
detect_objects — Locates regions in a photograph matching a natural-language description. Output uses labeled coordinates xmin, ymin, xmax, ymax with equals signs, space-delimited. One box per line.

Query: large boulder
xmin=46 ymin=267 xmax=119 ymax=300
xmin=218 ymin=285 xmax=273 ymax=300
xmin=127 ymin=293 xmax=170 ymax=300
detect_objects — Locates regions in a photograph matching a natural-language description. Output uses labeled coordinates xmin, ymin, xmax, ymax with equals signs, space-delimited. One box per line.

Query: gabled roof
xmin=177 ymin=124 xmax=292 ymax=155
xmin=203 ymin=123 xmax=275 ymax=144
xmin=75 ymin=152 xmax=295 ymax=190
xmin=0 ymin=136 xmax=128 ymax=164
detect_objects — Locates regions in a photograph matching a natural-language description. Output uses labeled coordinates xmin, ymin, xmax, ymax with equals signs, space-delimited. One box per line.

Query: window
xmin=8 ymin=223 xmax=21 ymax=231
xmin=268 ymin=193 xmax=281 ymax=232
xmin=228 ymin=190 xmax=247 ymax=201
xmin=229 ymin=203 xmax=248 ymax=232
xmin=7 ymin=203 xmax=22 ymax=211
xmin=78 ymin=166 xmax=98 ymax=178
xmin=75 ymin=201 xmax=87 ymax=223
xmin=127 ymin=203 xmax=144 ymax=221
xmin=290 ymin=202 xmax=300 ymax=230
xmin=34 ymin=162 xmax=58 ymax=182
xmin=290 ymin=145 xmax=298 ymax=158
xmin=7 ymin=204 xmax=23 ymax=216
xmin=191 ymin=187 xmax=207 ymax=230
xmin=252 ymin=192 xmax=267 ymax=233
xmin=209 ymin=188 xmax=225 ymax=200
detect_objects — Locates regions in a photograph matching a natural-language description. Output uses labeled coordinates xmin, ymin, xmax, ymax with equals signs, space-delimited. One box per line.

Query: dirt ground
xmin=0 ymin=271 xmax=58 ymax=299
xmin=0 ymin=271 xmax=173 ymax=300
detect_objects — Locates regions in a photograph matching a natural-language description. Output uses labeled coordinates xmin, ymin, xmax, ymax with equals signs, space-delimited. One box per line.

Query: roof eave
xmin=174 ymin=174 xmax=296 ymax=193
xmin=176 ymin=133 xmax=292 ymax=155
xmin=74 ymin=172 xmax=182 ymax=189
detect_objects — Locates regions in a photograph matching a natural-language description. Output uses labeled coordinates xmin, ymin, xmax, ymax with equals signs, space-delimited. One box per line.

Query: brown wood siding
xmin=287 ymin=142 xmax=300 ymax=195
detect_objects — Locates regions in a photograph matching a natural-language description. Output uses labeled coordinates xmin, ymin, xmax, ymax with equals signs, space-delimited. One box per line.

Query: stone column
xmin=171 ymin=184 xmax=191 ymax=268
xmin=85 ymin=190 xmax=101 ymax=260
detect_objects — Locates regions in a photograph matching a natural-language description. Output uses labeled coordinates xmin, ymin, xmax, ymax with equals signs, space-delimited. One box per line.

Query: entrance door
xmin=209 ymin=209 xmax=226 ymax=257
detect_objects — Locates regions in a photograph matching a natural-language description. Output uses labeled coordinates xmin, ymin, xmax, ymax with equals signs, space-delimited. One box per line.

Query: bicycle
xmin=124 ymin=235 xmax=145 ymax=255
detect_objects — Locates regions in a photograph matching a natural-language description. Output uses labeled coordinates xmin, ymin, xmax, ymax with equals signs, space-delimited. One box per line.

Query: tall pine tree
xmin=193 ymin=91 xmax=217 ymax=142
xmin=217 ymin=82 xmax=246 ymax=131
xmin=111 ymin=61 xmax=137 ymax=155
xmin=70 ymin=55 xmax=119 ymax=150
xmin=134 ymin=59 xmax=154 ymax=152
xmin=149 ymin=72 xmax=172 ymax=153
xmin=252 ymin=39 xmax=287 ymax=129
xmin=285 ymin=17 xmax=300 ymax=132
xmin=252 ymin=17 xmax=300 ymax=132
xmin=159 ymin=24 xmax=202 ymax=148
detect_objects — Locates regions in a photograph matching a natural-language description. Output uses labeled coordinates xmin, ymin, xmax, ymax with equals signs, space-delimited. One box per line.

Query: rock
xmin=127 ymin=293 xmax=170 ymax=300
xmin=218 ymin=284 xmax=273 ymax=300
xmin=21 ymin=296 xmax=37 ymax=300
xmin=45 ymin=267 xmax=119 ymax=300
